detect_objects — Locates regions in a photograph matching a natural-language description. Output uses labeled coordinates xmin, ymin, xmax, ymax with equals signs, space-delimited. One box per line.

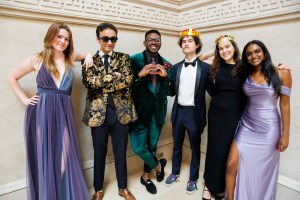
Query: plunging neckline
xmin=38 ymin=64 xmax=66 ymax=89
xmin=51 ymin=71 xmax=66 ymax=89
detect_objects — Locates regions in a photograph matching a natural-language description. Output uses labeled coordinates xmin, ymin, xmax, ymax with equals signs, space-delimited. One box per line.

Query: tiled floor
xmin=2 ymin=161 xmax=299 ymax=200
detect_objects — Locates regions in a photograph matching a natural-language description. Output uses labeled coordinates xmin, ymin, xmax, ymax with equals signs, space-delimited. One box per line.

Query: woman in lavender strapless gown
xmin=7 ymin=22 xmax=93 ymax=200
xmin=226 ymin=40 xmax=292 ymax=200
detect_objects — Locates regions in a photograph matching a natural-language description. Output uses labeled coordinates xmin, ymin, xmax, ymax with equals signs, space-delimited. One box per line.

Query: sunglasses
xmin=99 ymin=36 xmax=118 ymax=43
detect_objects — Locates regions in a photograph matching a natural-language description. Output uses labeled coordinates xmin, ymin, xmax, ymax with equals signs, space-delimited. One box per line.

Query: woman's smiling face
xmin=246 ymin=43 xmax=265 ymax=68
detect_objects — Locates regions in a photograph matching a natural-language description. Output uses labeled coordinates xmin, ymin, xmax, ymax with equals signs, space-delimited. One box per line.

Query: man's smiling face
xmin=144 ymin=32 xmax=161 ymax=56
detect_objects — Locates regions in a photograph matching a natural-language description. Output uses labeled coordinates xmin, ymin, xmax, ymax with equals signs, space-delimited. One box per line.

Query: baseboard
xmin=0 ymin=178 xmax=26 ymax=196
xmin=278 ymin=175 xmax=300 ymax=192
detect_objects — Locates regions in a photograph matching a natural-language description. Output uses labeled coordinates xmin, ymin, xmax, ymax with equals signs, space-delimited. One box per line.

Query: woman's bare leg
xmin=226 ymin=141 xmax=239 ymax=200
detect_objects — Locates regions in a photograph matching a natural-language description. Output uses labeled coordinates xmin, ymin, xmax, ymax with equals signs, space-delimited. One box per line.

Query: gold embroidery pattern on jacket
xmin=82 ymin=51 xmax=137 ymax=127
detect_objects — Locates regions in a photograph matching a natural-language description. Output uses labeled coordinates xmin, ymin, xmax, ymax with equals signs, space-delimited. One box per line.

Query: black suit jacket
xmin=170 ymin=58 xmax=210 ymax=131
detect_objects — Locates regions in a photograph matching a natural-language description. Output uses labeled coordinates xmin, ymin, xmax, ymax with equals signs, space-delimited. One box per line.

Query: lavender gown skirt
xmin=24 ymin=64 xmax=90 ymax=200
xmin=234 ymin=77 xmax=291 ymax=200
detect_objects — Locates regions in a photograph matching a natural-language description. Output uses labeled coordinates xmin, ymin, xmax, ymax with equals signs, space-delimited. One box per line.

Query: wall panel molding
xmin=181 ymin=0 xmax=300 ymax=31
xmin=0 ymin=0 xmax=180 ymax=34
xmin=1 ymin=0 xmax=299 ymax=35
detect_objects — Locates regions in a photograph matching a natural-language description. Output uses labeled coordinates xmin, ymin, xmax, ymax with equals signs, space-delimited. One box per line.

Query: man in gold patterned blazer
xmin=82 ymin=23 xmax=137 ymax=200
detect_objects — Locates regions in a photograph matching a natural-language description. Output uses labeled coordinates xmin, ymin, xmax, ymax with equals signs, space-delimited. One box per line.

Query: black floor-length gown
xmin=204 ymin=63 xmax=246 ymax=193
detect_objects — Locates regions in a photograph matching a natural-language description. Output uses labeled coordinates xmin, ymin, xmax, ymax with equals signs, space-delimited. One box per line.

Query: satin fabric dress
xmin=234 ymin=77 xmax=291 ymax=200
xmin=24 ymin=64 xmax=90 ymax=200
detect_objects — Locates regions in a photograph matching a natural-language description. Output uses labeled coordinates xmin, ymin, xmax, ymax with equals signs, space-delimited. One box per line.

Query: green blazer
xmin=130 ymin=51 xmax=175 ymax=126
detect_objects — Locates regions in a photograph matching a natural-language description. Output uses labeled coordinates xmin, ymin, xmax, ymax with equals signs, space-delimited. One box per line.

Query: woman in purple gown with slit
xmin=226 ymin=40 xmax=292 ymax=200
xmin=7 ymin=22 xmax=93 ymax=200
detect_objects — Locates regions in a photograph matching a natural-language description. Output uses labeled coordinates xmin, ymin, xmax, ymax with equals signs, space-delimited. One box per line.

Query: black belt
xmin=177 ymin=104 xmax=194 ymax=109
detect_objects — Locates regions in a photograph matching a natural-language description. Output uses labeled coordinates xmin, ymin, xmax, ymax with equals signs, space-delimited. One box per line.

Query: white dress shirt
xmin=178 ymin=57 xmax=197 ymax=106
xmin=99 ymin=50 xmax=113 ymax=63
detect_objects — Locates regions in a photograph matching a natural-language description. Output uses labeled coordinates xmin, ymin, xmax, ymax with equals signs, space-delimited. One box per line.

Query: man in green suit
xmin=130 ymin=29 xmax=175 ymax=194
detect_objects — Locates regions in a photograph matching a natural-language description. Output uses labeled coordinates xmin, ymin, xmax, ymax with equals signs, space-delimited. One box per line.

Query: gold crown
xmin=179 ymin=28 xmax=200 ymax=39
xmin=215 ymin=34 xmax=235 ymax=45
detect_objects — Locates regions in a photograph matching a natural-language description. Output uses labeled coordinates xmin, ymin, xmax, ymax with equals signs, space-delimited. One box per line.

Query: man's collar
xmin=184 ymin=56 xmax=197 ymax=62
xmin=99 ymin=50 xmax=113 ymax=58
xmin=145 ymin=50 xmax=158 ymax=62
xmin=183 ymin=57 xmax=197 ymax=67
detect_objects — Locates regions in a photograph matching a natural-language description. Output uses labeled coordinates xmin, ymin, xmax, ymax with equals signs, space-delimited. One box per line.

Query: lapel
xmin=110 ymin=51 xmax=119 ymax=71
xmin=142 ymin=51 xmax=151 ymax=81
xmin=194 ymin=59 xmax=202 ymax=94
xmin=94 ymin=51 xmax=105 ymax=72
xmin=175 ymin=60 xmax=184 ymax=95
xmin=157 ymin=54 xmax=164 ymax=65
xmin=142 ymin=51 xmax=149 ymax=67
xmin=111 ymin=51 xmax=116 ymax=60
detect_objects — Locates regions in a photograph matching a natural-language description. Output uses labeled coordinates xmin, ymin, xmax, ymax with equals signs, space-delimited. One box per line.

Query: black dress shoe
xmin=156 ymin=158 xmax=167 ymax=182
xmin=140 ymin=176 xmax=157 ymax=194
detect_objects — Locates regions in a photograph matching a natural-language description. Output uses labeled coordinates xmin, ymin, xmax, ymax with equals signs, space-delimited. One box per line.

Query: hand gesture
xmin=138 ymin=64 xmax=156 ymax=78
xmin=277 ymin=63 xmax=291 ymax=71
xmin=83 ymin=53 xmax=94 ymax=70
xmin=24 ymin=95 xmax=39 ymax=106
xmin=152 ymin=64 xmax=167 ymax=77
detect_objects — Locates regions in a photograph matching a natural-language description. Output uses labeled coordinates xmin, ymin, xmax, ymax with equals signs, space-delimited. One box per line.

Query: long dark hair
xmin=241 ymin=40 xmax=281 ymax=96
xmin=210 ymin=39 xmax=242 ymax=80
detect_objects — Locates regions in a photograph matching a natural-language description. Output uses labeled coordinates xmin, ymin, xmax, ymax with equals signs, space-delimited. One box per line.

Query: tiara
xmin=179 ymin=28 xmax=200 ymax=39
xmin=215 ymin=34 xmax=235 ymax=45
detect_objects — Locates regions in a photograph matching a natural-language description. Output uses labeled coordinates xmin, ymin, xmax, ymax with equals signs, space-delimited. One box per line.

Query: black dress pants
xmin=91 ymin=105 xmax=129 ymax=191
xmin=171 ymin=105 xmax=203 ymax=181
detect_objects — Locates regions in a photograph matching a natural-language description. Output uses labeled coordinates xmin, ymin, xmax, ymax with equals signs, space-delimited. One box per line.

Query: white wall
xmin=0 ymin=16 xmax=181 ymax=190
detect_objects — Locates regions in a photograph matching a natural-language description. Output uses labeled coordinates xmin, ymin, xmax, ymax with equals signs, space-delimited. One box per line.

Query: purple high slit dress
xmin=24 ymin=64 xmax=90 ymax=200
xmin=234 ymin=77 xmax=291 ymax=200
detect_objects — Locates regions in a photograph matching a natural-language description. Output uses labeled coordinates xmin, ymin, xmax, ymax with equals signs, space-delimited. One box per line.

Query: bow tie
xmin=184 ymin=60 xmax=196 ymax=67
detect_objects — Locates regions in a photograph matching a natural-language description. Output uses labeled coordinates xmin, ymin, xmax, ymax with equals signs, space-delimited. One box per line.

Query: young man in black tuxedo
xmin=165 ymin=28 xmax=211 ymax=195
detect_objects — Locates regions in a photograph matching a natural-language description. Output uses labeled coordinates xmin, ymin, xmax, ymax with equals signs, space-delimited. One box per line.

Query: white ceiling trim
xmin=0 ymin=0 xmax=299 ymax=35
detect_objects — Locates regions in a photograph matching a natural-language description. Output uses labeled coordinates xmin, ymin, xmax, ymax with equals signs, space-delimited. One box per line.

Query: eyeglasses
xmin=145 ymin=38 xmax=161 ymax=44
xmin=99 ymin=36 xmax=118 ymax=43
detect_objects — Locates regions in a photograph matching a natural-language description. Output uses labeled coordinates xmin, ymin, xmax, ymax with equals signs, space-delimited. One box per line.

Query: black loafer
xmin=140 ymin=176 xmax=157 ymax=194
xmin=156 ymin=158 xmax=167 ymax=182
